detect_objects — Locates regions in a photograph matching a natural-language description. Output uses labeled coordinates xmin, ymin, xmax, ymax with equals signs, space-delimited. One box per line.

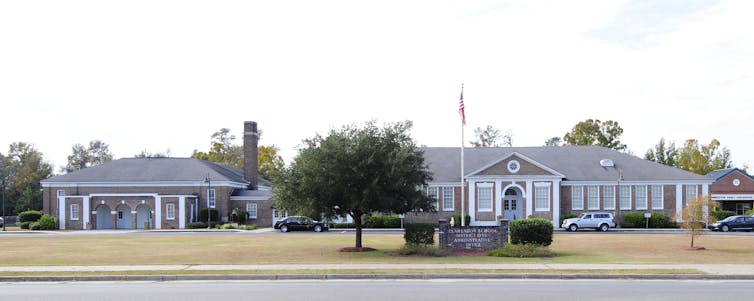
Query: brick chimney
xmin=243 ymin=121 xmax=259 ymax=190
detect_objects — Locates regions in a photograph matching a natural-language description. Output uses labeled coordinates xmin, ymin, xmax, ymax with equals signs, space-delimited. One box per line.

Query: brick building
xmin=41 ymin=121 xmax=275 ymax=230
xmin=406 ymin=146 xmax=713 ymax=226
xmin=708 ymin=168 xmax=754 ymax=215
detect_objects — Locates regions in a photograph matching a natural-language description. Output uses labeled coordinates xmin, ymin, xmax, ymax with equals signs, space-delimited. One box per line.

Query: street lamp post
xmin=204 ymin=174 xmax=211 ymax=230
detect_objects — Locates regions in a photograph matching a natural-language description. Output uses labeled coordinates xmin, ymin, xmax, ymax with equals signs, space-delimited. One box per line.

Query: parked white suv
xmin=562 ymin=212 xmax=616 ymax=232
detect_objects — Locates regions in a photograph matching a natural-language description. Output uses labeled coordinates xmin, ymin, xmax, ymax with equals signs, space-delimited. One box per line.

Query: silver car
xmin=562 ymin=212 xmax=616 ymax=232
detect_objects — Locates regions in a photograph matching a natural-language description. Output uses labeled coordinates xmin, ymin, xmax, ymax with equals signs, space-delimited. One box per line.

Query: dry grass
xmin=1 ymin=232 xmax=753 ymax=265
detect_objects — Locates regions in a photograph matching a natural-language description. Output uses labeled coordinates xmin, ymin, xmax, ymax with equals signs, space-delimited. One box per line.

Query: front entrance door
xmin=136 ymin=204 xmax=151 ymax=229
xmin=96 ymin=205 xmax=112 ymax=229
xmin=503 ymin=188 xmax=523 ymax=220
xmin=116 ymin=204 xmax=132 ymax=229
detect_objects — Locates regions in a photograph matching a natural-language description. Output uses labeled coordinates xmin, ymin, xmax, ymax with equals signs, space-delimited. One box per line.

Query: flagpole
xmin=459 ymin=83 xmax=466 ymax=227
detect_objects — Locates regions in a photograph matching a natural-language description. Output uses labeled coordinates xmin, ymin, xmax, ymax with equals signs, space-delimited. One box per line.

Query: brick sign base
xmin=438 ymin=219 xmax=509 ymax=251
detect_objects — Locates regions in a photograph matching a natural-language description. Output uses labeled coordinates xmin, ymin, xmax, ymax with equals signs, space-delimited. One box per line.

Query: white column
xmin=552 ymin=180 xmax=561 ymax=227
xmin=468 ymin=180 xmax=476 ymax=225
xmin=155 ymin=195 xmax=162 ymax=229
xmin=676 ymin=184 xmax=683 ymax=222
xmin=179 ymin=196 xmax=186 ymax=229
xmin=82 ymin=196 xmax=90 ymax=230
xmin=495 ymin=180 xmax=502 ymax=219
xmin=702 ymin=184 xmax=710 ymax=221
xmin=58 ymin=196 xmax=66 ymax=230
xmin=526 ymin=180 xmax=533 ymax=217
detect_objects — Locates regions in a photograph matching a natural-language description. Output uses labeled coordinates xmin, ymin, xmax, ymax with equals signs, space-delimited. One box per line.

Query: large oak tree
xmin=563 ymin=119 xmax=627 ymax=151
xmin=272 ymin=121 xmax=434 ymax=248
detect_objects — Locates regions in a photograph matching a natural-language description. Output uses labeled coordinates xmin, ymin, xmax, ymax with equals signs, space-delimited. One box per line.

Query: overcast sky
xmin=1 ymin=0 xmax=752 ymax=173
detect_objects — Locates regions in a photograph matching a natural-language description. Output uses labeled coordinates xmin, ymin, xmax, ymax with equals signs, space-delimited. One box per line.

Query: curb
xmin=3 ymin=273 xmax=754 ymax=282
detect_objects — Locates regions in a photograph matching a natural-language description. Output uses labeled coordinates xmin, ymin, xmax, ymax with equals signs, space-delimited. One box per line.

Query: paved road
xmin=2 ymin=279 xmax=753 ymax=301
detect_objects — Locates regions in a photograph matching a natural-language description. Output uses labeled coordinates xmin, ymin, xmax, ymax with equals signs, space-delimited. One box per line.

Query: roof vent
xmin=600 ymin=159 xmax=615 ymax=167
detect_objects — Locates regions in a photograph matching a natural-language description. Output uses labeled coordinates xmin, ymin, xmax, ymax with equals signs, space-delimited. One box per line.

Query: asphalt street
xmin=2 ymin=279 xmax=753 ymax=301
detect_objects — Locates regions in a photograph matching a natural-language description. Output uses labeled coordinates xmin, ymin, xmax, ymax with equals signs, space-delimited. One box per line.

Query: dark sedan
xmin=273 ymin=216 xmax=329 ymax=233
xmin=709 ymin=215 xmax=754 ymax=232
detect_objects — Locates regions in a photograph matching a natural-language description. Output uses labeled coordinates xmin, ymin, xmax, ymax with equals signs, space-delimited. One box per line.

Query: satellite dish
xmin=600 ymin=159 xmax=615 ymax=167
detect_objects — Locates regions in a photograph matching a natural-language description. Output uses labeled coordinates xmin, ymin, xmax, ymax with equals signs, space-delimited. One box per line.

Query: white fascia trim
xmin=533 ymin=182 xmax=552 ymax=187
xmin=466 ymin=152 xmax=566 ymax=178
xmin=427 ymin=182 xmax=463 ymax=187
xmin=161 ymin=195 xmax=198 ymax=198
xmin=41 ymin=181 xmax=248 ymax=188
xmin=561 ymin=180 xmax=714 ymax=186
xmin=466 ymin=175 xmax=562 ymax=181
xmin=230 ymin=196 xmax=270 ymax=201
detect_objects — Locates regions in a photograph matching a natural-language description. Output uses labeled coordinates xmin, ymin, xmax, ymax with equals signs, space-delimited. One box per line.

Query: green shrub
xmin=35 ymin=214 xmax=57 ymax=230
xmin=746 ymin=209 xmax=754 ymax=216
xmin=623 ymin=212 xmax=647 ymax=228
xmin=188 ymin=222 xmax=207 ymax=229
xmin=222 ymin=223 xmax=237 ymax=229
xmin=19 ymin=221 xmax=31 ymax=229
xmin=364 ymin=215 xmax=385 ymax=228
xmin=404 ymin=223 xmax=435 ymax=245
xmin=450 ymin=214 xmax=471 ymax=227
xmin=711 ymin=209 xmax=735 ymax=221
xmin=510 ymin=218 xmax=553 ymax=246
xmin=30 ymin=222 xmax=41 ymax=230
xmin=331 ymin=223 xmax=354 ymax=229
xmin=650 ymin=213 xmax=670 ymax=228
xmin=230 ymin=210 xmax=248 ymax=224
xmin=242 ymin=224 xmax=257 ymax=230
xmin=559 ymin=213 xmax=578 ymax=228
xmin=488 ymin=243 xmax=555 ymax=258
xmin=199 ymin=208 xmax=219 ymax=223
xmin=383 ymin=215 xmax=401 ymax=228
xmin=18 ymin=210 xmax=43 ymax=223
xmin=396 ymin=243 xmax=447 ymax=257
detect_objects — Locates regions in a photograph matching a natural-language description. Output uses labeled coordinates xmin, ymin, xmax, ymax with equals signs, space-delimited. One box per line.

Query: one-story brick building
xmin=708 ymin=168 xmax=754 ymax=215
xmin=405 ymin=146 xmax=714 ymax=226
xmin=41 ymin=121 xmax=275 ymax=230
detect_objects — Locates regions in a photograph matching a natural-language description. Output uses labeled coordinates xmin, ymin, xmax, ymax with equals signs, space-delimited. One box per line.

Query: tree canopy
xmin=135 ymin=149 xmax=172 ymax=158
xmin=645 ymin=138 xmax=732 ymax=175
xmin=62 ymin=140 xmax=114 ymax=173
xmin=272 ymin=121 xmax=434 ymax=248
xmin=192 ymin=127 xmax=284 ymax=181
xmin=563 ymin=119 xmax=627 ymax=151
xmin=2 ymin=142 xmax=52 ymax=214
xmin=470 ymin=125 xmax=512 ymax=147
xmin=544 ymin=137 xmax=561 ymax=147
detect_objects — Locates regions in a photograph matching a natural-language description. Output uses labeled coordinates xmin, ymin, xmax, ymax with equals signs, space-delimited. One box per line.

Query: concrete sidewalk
xmin=3 ymin=264 xmax=754 ymax=282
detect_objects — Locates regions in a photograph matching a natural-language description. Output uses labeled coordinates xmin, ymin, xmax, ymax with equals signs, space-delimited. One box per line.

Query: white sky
xmin=1 ymin=0 xmax=752 ymax=172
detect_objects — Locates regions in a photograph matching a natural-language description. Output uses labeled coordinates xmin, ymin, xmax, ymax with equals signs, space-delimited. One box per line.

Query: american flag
xmin=458 ymin=84 xmax=466 ymax=125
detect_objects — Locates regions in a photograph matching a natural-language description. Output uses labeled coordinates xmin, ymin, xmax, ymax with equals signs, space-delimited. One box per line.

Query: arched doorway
xmin=503 ymin=187 xmax=524 ymax=220
xmin=115 ymin=204 xmax=132 ymax=229
xmin=136 ymin=204 xmax=151 ymax=229
xmin=96 ymin=205 xmax=112 ymax=230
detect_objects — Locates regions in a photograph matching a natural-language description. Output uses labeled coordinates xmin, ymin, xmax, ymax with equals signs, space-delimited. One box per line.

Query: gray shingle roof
xmin=707 ymin=168 xmax=754 ymax=181
xmin=42 ymin=158 xmax=272 ymax=186
xmin=422 ymin=146 xmax=711 ymax=183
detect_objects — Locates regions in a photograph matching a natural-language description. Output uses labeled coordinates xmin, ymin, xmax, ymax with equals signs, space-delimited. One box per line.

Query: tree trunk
xmin=690 ymin=230 xmax=695 ymax=248
xmin=352 ymin=213 xmax=363 ymax=248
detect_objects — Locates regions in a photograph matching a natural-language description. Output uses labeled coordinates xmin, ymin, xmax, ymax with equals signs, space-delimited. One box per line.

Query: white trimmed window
xmin=534 ymin=182 xmax=551 ymax=211
xmin=427 ymin=187 xmax=439 ymax=210
xmin=603 ymin=185 xmax=615 ymax=210
xmin=442 ymin=187 xmax=455 ymax=211
xmin=70 ymin=204 xmax=79 ymax=220
xmin=477 ymin=185 xmax=493 ymax=212
xmin=620 ymin=185 xmax=631 ymax=210
xmin=685 ymin=185 xmax=698 ymax=203
xmin=571 ymin=185 xmax=583 ymax=210
xmin=651 ymin=185 xmax=664 ymax=209
xmin=166 ymin=203 xmax=175 ymax=220
xmin=57 ymin=190 xmax=65 ymax=197
xmin=588 ymin=185 xmax=600 ymax=210
xmin=208 ymin=189 xmax=216 ymax=208
xmin=246 ymin=203 xmax=258 ymax=219
xmin=636 ymin=185 xmax=648 ymax=210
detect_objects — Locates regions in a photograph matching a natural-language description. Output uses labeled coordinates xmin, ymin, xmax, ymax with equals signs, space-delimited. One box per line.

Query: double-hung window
xmin=70 ymin=204 xmax=79 ymax=220
xmin=635 ymin=185 xmax=648 ymax=210
xmin=571 ymin=185 xmax=583 ymax=210
xmin=208 ymin=189 xmax=216 ymax=208
xmin=166 ymin=203 xmax=175 ymax=220
xmin=651 ymin=185 xmax=664 ymax=209
xmin=427 ymin=187 xmax=439 ymax=210
xmin=246 ymin=203 xmax=258 ymax=219
xmin=534 ymin=182 xmax=551 ymax=211
xmin=603 ymin=185 xmax=615 ymax=210
xmin=477 ymin=184 xmax=492 ymax=212
xmin=619 ymin=185 xmax=631 ymax=210
xmin=685 ymin=185 xmax=698 ymax=203
xmin=587 ymin=185 xmax=600 ymax=210
xmin=442 ymin=187 xmax=455 ymax=211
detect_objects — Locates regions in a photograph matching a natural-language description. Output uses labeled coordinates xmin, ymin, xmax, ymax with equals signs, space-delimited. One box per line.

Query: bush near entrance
xmin=450 ymin=214 xmax=471 ymax=227
xmin=18 ymin=210 xmax=42 ymax=223
xmin=510 ymin=218 xmax=553 ymax=246
xmin=199 ymin=208 xmax=219 ymax=224
xmin=404 ymin=223 xmax=435 ymax=245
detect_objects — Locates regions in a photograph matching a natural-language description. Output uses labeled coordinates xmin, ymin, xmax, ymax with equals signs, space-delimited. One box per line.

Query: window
xmin=118 ymin=211 xmax=123 ymax=219
xmin=635 ymin=185 xmax=648 ymax=210
xmin=70 ymin=204 xmax=79 ymax=220
xmin=588 ymin=185 xmax=600 ymax=210
xmin=571 ymin=185 xmax=583 ymax=210
xmin=603 ymin=185 xmax=615 ymax=210
xmin=534 ymin=183 xmax=551 ymax=211
xmin=56 ymin=190 xmax=65 ymax=197
xmin=166 ymin=203 xmax=175 ymax=220
xmin=246 ymin=203 xmax=258 ymax=219
xmin=208 ymin=189 xmax=216 ymax=208
xmin=442 ymin=187 xmax=454 ymax=211
xmin=685 ymin=185 xmax=698 ymax=203
xmin=477 ymin=186 xmax=492 ymax=211
xmin=651 ymin=185 xmax=664 ymax=209
xmin=620 ymin=185 xmax=631 ymax=210
xmin=427 ymin=187 xmax=439 ymax=210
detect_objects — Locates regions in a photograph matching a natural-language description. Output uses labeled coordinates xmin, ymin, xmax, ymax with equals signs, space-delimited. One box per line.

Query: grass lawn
xmin=1 ymin=232 xmax=753 ymax=266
